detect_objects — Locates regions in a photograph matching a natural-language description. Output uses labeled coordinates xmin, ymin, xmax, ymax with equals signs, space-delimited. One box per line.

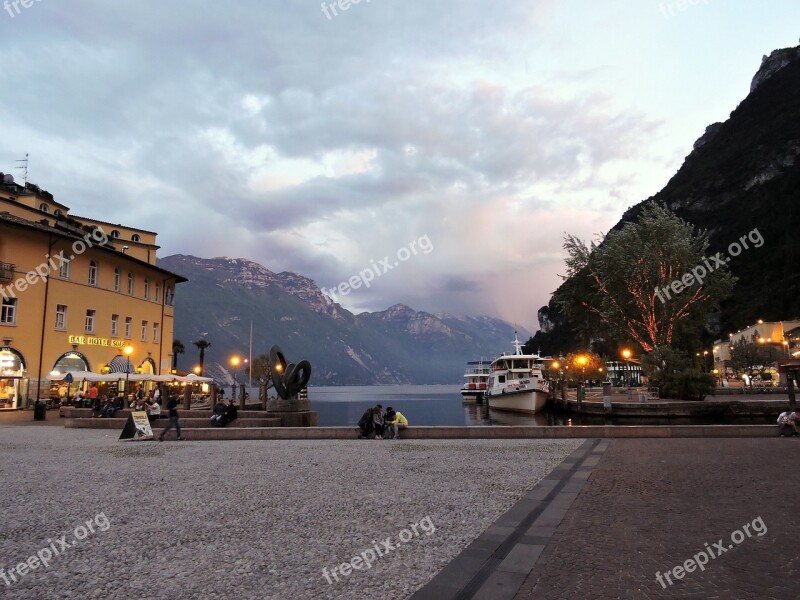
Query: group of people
xmin=358 ymin=404 xmax=408 ymax=439
xmin=209 ymin=398 xmax=238 ymax=427
xmin=777 ymin=409 xmax=799 ymax=437
xmin=89 ymin=384 xmax=164 ymax=422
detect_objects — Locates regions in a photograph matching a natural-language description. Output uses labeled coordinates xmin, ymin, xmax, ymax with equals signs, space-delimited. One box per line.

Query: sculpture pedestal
xmin=265 ymin=396 xmax=316 ymax=427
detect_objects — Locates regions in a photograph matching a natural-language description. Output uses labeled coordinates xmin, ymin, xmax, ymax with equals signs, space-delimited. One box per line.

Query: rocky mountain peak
xmin=751 ymin=44 xmax=800 ymax=92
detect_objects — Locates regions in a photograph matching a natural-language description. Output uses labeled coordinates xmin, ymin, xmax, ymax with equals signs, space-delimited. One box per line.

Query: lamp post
xmin=124 ymin=345 xmax=134 ymax=400
xmin=620 ymin=349 xmax=632 ymax=386
xmin=230 ymin=356 xmax=241 ymax=407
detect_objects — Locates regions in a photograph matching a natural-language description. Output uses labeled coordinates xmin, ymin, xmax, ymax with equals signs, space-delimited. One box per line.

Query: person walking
xmin=158 ymin=395 xmax=184 ymax=441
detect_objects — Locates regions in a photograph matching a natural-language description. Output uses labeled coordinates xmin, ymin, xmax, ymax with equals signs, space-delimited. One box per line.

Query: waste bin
xmin=33 ymin=399 xmax=46 ymax=421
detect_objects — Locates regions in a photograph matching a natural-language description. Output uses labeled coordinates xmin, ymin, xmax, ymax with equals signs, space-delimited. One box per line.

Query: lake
xmin=300 ymin=385 xmax=777 ymax=427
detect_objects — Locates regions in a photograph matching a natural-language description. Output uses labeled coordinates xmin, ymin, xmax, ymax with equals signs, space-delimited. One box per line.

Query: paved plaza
xmin=2 ymin=413 xmax=799 ymax=599
xmin=0 ymin=420 xmax=580 ymax=599
xmin=413 ymin=438 xmax=800 ymax=600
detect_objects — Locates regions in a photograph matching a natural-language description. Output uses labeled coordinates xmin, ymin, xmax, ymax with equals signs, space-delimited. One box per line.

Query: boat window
xmin=499 ymin=375 xmax=505 ymax=383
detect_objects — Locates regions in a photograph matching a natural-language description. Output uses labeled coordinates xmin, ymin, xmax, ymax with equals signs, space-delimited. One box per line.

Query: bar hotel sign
xmin=68 ymin=335 xmax=126 ymax=349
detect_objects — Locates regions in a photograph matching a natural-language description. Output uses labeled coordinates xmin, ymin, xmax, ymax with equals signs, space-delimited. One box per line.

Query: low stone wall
xmin=136 ymin=424 xmax=779 ymax=441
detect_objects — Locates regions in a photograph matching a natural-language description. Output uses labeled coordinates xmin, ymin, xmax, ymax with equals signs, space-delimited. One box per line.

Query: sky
xmin=1 ymin=0 xmax=798 ymax=331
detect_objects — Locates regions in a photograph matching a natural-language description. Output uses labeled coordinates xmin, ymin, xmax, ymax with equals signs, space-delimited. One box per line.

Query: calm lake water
xmin=303 ymin=385 xmax=776 ymax=427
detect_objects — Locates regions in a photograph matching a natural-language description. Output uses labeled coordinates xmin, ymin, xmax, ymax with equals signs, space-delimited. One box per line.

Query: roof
xmin=0 ymin=211 xmax=187 ymax=283
xmin=69 ymin=214 xmax=158 ymax=236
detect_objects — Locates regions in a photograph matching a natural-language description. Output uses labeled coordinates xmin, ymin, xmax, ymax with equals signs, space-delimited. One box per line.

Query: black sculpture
xmin=269 ymin=344 xmax=311 ymax=400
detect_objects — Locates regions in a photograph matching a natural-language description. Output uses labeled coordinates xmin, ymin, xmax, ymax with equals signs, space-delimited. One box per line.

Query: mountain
xmin=531 ymin=44 xmax=800 ymax=354
xmin=158 ymin=254 xmax=529 ymax=385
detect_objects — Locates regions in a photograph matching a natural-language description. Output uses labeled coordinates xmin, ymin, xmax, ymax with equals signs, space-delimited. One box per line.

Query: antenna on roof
xmin=15 ymin=153 xmax=28 ymax=188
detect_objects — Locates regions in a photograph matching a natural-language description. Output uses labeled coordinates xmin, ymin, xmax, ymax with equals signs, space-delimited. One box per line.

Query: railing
xmin=0 ymin=262 xmax=14 ymax=282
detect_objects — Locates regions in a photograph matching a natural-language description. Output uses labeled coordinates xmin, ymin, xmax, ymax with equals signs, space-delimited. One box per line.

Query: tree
xmin=556 ymin=202 xmax=736 ymax=352
xmin=248 ymin=354 xmax=273 ymax=385
xmin=193 ymin=339 xmax=211 ymax=376
xmin=563 ymin=351 xmax=605 ymax=384
xmin=728 ymin=339 xmax=778 ymax=384
xmin=642 ymin=345 xmax=715 ymax=400
xmin=171 ymin=339 xmax=185 ymax=371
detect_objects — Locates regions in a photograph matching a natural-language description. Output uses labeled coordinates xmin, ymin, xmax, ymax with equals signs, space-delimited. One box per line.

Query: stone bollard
xmin=602 ymin=382 xmax=612 ymax=414
xmin=182 ymin=382 xmax=191 ymax=410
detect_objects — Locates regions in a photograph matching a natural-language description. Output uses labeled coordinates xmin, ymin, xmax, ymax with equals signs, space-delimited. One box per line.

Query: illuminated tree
xmin=563 ymin=351 xmax=605 ymax=383
xmin=556 ymin=203 xmax=735 ymax=352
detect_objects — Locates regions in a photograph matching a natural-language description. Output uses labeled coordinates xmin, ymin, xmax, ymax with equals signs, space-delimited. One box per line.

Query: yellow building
xmin=0 ymin=173 xmax=186 ymax=409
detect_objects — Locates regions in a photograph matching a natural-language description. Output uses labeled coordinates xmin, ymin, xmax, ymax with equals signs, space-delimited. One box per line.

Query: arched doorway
xmin=52 ymin=351 xmax=90 ymax=373
xmin=0 ymin=346 xmax=27 ymax=410
xmin=139 ymin=357 xmax=156 ymax=375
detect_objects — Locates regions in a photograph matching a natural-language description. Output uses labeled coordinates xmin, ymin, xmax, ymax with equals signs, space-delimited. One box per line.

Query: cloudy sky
xmin=1 ymin=1 xmax=798 ymax=330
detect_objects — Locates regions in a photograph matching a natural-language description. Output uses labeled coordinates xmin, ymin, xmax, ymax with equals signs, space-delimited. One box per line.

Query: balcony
xmin=0 ymin=262 xmax=14 ymax=282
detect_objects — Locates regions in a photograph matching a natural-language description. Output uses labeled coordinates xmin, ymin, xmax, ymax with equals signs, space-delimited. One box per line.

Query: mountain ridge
xmin=159 ymin=254 xmax=529 ymax=385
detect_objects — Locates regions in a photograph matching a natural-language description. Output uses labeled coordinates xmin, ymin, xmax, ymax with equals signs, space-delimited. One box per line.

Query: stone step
xmin=64 ymin=417 xmax=281 ymax=429
xmin=62 ymin=407 xmax=272 ymax=419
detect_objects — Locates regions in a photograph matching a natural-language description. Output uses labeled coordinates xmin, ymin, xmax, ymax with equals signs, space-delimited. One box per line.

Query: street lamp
xmin=703 ymin=350 xmax=709 ymax=372
xmin=124 ymin=345 xmax=134 ymax=399
xmin=576 ymin=355 xmax=588 ymax=382
xmin=621 ymin=349 xmax=632 ymax=387
xmin=193 ymin=365 xmax=201 ymax=375
xmin=230 ymin=356 xmax=241 ymax=405
xmin=551 ymin=360 xmax=560 ymax=379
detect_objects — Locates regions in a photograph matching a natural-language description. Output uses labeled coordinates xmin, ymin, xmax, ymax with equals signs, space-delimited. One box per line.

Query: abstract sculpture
xmin=269 ymin=344 xmax=312 ymax=400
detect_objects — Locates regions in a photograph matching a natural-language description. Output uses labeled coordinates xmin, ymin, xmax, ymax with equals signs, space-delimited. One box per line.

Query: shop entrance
xmin=0 ymin=347 xmax=27 ymax=410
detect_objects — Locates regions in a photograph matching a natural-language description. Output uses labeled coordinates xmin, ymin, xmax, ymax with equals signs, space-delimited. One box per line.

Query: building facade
xmin=712 ymin=319 xmax=800 ymax=383
xmin=0 ymin=174 xmax=186 ymax=408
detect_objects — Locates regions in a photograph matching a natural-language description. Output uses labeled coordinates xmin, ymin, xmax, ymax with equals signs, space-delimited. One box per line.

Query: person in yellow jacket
xmin=385 ymin=407 xmax=408 ymax=440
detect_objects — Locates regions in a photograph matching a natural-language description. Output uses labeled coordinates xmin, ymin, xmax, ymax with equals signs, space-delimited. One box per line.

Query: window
xmin=88 ymin=261 xmax=98 ymax=286
xmin=155 ymin=282 xmax=161 ymax=303
xmin=131 ymin=234 xmax=141 ymax=242
xmin=153 ymin=322 xmax=160 ymax=343
xmin=127 ymin=273 xmax=134 ymax=295
xmin=55 ymin=304 xmax=67 ymax=330
xmin=84 ymin=309 xmax=96 ymax=333
xmin=166 ymin=287 xmax=174 ymax=306
xmin=124 ymin=316 xmax=132 ymax=338
xmin=111 ymin=314 xmax=119 ymax=337
xmin=110 ymin=230 xmax=120 ymax=239
xmin=54 ymin=209 xmax=62 ymax=217
xmin=1 ymin=298 xmax=17 ymax=324
xmin=59 ymin=253 xmax=70 ymax=279
xmin=143 ymin=279 xmax=150 ymax=300
xmin=141 ymin=320 xmax=148 ymax=341
xmin=39 ymin=203 xmax=49 ymax=213
xmin=113 ymin=268 xmax=120 ymax=292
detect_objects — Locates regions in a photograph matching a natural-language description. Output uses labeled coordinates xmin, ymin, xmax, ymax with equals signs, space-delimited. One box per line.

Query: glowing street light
xmin=124 ymin=345 xmax=134 ymax=398
xmin=621 ymin=349 xmax=632 ymax=387
xmin=230 ymin=356 xmax=241 ymax=405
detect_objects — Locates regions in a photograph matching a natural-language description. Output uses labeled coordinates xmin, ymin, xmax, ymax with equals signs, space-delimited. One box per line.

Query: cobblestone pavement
xmin=0 ymin=425 xmax=581 ymax=599
xmin=517 ymin=438 xmax=800 ymax=599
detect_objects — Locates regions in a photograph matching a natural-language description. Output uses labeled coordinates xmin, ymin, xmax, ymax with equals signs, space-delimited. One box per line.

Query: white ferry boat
xmin=460 ymin=360 xmax=490 ymax=403
xmin=485 ymin=335 xmax=551 ymax=414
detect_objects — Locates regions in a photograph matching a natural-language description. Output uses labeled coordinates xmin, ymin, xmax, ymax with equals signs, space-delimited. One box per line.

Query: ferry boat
xmin=460 ymin=360 xmax=490 ymax=403
xmin=485 ymin=335 xmax=551 ymax=414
